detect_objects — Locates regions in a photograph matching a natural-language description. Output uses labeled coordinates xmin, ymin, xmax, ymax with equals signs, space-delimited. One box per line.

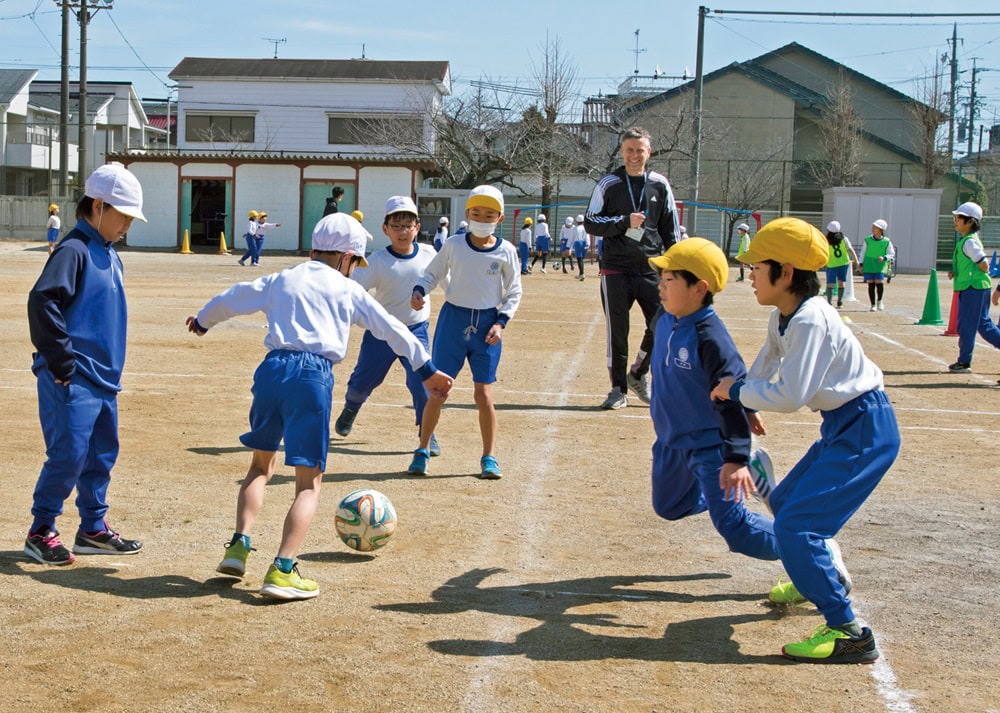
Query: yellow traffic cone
xmin=218 ymin=231 xmax=230 ymax=255
xmin=180 ymin=228 xmax=193 ymax=254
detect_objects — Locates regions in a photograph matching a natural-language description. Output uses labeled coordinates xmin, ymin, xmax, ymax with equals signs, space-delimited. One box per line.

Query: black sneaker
xmin=335 ymin=406 xmax=358 ymax=437
xmin=948 ymin=362 xmax=971 ymax=373
xmin=73 ymin=527 xmax=143 ymax=555
xmin=24 ymin=526 xmax=75 ymax=565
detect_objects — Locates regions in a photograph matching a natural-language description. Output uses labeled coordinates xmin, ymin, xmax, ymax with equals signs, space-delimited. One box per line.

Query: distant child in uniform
xmin=334 ymin=196 xmax=444 ymax=455
xmin=711 ymin=216 xmax=900 ymax=664
xmin=434 ymin=217 xmax=449 ymax=252
xmin=559 ymin=216 xmax=575 ymax=273
xmin=409 ymin=185 xmax=522 ymax=479
xmin=531 ymin=213 xmax=550 ymax=273
xmin=948 ymin=202 xmax=1000 ymax=373
xmin=238 ymin=210 xmax=259 ymax=266
xmin=188 ymin=213 xmax=453 ymax=600
xmin=572 ymin=214 xmax=589 ymax=281
xmin=518 ymin=217 xmax=533 ymax=275
xmin=45 ymin=204 xmax=60 ymax=255
xmin=824 ymin=220 xmax=859 ymax=309
xmin=735 ymin=222 xmax=751 ymax=281
xmin=859 ymin=219 xmax=894 ymax=311
xmin=252 ymin=211 xmax=282 ymax=266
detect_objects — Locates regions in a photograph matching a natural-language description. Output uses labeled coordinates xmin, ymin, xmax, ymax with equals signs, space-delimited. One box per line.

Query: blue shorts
xmin=826 ymin=265 xmax=849 ymax=283
xmin=535 ymin=236 xmax=550 ymax=253
xmin=432 ymin=302 xmax=502 ymax=384
xmin=574 ymin=243 xmax=588 ymax=259
xmin=241 ymin=350 xmax=334 ymax=471
xmin=47 ymin=227 xmax=59 ymax=244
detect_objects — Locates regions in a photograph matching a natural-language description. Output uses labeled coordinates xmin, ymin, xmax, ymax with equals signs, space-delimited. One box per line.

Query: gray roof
xmin=0 ymin=69 xmax=38 ymax=105
xmin=170 ymin=57 xmax=449 ymax=83
xmin=29 ymin=88 xmax=115 ymax=115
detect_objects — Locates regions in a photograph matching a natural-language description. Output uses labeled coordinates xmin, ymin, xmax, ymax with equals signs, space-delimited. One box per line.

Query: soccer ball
xmin=335 ymin=489 xmax=397 ymax=552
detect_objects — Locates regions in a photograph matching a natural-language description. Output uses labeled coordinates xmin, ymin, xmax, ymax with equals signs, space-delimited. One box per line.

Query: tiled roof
xmin=170 ymin=58 xmax=449 ymax=83
xmin=0 ymin=69 xmax=38 ymax=105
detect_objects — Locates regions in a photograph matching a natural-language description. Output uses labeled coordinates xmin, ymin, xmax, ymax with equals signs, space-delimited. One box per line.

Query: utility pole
xmin=967 ymin=58 xmax=979 ymax=157
xmin=68 ymin=0 xmax=113 ymax=196
xmin=59 ymin=1 xmax=70 ymax=197
xmin=692 ymin=5 xmax=707 ymax=232
xmin=948 ymin=23 xmax=960 ymax=160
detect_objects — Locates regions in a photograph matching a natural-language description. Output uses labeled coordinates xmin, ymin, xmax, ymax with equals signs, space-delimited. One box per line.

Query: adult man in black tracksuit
xmin=585 ymin=126 xmax=679 ymax=410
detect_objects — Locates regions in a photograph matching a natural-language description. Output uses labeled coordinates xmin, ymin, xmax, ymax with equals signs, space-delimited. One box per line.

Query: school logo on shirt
xmin=486 ymin=261 xmax=500 ymax=275
xmin=673 ymin=346 xmax=692 ymax=370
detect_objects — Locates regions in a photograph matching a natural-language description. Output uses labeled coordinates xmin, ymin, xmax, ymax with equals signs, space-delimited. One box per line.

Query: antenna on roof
xmin=263 ymin=37 xmax=287 ymax=59
xmin=631 ymin=29 xmax=646 ymax=76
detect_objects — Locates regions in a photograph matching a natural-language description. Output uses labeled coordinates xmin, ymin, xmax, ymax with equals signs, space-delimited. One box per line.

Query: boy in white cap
xmin=409 ymin=185 xmax=522 ymax=478
xmin=949 ymin=201 xmax=1000 ymax=372
xmin=711 ymin=217 xmax=900 ymax=664
xmin=434 ymin=217 xmax=449 ymax=252
xmin=334 ymin=196 xmax=444 ymax=455
xmin=559 ymin=216 xmax=575 ymax=273
xmin=531 ymin=213 xmax=550 ymax=273
xmin=25 ymin=162 xmax=147 ymax=565
xmin=735 ymin=222 xmax=751 ymax=281
xmin=859 ymin=219 xmax=894 ymax=311
xmin=187 ymin=213 xmax=453 ymax=600
xmin=824 ymin=220 xmax=859 ymax=308
xmin=572 ymin=214 xmax=589 ymax=280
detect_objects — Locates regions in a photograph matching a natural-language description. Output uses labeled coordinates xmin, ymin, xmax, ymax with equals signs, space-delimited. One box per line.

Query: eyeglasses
xmin=386 ymin=222 xmax=418 ymax=231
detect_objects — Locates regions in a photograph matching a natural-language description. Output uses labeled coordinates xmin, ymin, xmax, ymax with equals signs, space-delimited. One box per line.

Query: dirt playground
xmin=0 ymin=239 xmax=997 ymax=713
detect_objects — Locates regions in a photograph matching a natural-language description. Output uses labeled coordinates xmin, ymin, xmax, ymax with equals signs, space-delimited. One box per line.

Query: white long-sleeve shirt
xmin=571 ymin=224 xmax=588 ymax=247
xmin=740 ymin=297 xmax=883 ymax=413
xmin=196 ymin=260 xmax=430 ymax=368
xmin=352 ymin=243 xmax=440 ymax=325
xmin=246 ymin=219 xmax=258 ymax=236
xmin=415 ymin=234 xmax=522 ymax=319
xmin=519 ymin=227 xmax=533 ymax=250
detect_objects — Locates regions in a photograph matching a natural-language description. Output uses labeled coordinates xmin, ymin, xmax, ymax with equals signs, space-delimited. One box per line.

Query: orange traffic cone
xmin=942 ymin=291 xmax=959 ymax=336
xmin=180 ymin=228 xmax=193 ymax=254
xmin=218 ymin=231 xmax=230 ymax=255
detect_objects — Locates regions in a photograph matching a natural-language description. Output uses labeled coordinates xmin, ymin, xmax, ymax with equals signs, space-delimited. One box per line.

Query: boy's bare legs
xmin=416 ymin=395 xmax=445 ymax=451
xmin=235 ymin=450 xmax=278 ymax=534
xmin=474 ymin=382 xmax=496 ymax=456
xmin=275 ymin=465 xmax=323 ymax=559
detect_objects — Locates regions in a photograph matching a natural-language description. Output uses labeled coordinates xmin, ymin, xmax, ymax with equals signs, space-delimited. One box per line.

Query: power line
xmin=104 ymin=9 xmax=169 ymax=88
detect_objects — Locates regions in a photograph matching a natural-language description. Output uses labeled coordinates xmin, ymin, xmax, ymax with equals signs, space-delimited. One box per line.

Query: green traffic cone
xmin=916 ymin=269 xmax=944 ymax=325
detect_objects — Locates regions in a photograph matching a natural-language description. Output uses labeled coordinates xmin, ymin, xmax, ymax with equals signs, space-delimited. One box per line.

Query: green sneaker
xmin=216 ymin=538 xmax=253 ymax=577
xmin=782 ymin=625 xmax=879 ymax=664
xmin=769 ymin=539 xmax=853 ymax=604
xmin=769 ymin=578 xmax=805 ymax=604
xmin=259 ymin=563 xmax=319 ymax=600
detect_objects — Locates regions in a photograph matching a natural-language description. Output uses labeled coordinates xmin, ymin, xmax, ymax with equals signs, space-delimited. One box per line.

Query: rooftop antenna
xmin=631 ymin=29 xmax=646 ymax=76
xmin=263 ymin=37 xmax=287 ymax=59
xmin=361 ymin=43 xmax=366 ymax=59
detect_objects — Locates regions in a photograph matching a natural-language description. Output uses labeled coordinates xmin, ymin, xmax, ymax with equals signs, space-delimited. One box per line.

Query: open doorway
xmin=186 ymin=179 xmax=230 ymax=247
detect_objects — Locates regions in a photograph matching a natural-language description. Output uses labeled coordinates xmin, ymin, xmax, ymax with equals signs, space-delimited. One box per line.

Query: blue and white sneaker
xmin=428 ymin=433 xmax=441 ymax=457
xmin=408 ymin=448 xmax=430 ymax=475
xmin=749 ymin=448 xmax=775 ymax=511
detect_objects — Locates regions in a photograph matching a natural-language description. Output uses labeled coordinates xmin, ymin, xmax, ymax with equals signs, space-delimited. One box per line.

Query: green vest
xmin=952 ymin=232 xmax=992 ymax=291
xmin=736 ymin=232 xmax=750 ymax=256
xmin=827 ymin=240 xmax=850 ymax=268
xmin=862 ymin=236 xmax=889 ymax=274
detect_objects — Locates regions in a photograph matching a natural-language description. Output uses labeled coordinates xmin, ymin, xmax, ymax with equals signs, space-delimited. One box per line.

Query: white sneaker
xmin=869 ymin=305 xmax=877 ymax=312
xmin=824 ymin=538 xmax=853 ymax=594
xmin=877 ymin=301 xmax=885 ymax=311
xmin=540 ymin=268 xmax=547 ymax=274
xmin=749 ymin=448 xmax=775 ymax=511
xmin=600 ymin=387 xmax=627 ymax=410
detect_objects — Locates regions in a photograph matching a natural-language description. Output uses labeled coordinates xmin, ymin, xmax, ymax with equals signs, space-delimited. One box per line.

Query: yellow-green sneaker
xmin=782 ymin=625 xmax=879 ymax=664
xmin=769 ymin=578 xmax=806 ymax=604
xmin=769 ymin=539 xmax=853 ymax=604
xmin=216 ymin=538 xmax=253 ymax=577
xmin=259 ymin=563 xmax=319 ymax=600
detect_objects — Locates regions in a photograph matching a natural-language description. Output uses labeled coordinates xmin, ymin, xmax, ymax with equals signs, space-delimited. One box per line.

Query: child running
xmin=710 ymin=216 xmax=900 ymax=664
xmin=334 ymin=196 xmax=444 ymax=455
xmin=238 ymin=210 xmax=259 ymax=266
xmin=187 ymin=213 xmax=453 ymax=600
xmin=408 ymin=185 xmax=522 ymax=479
xmin=949 ymin=201 xmax=1000 ymax=373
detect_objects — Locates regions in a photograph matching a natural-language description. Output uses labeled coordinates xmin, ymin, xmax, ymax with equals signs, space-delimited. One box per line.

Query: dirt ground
xmin=0 ymin=239 xmax=997 ymax=713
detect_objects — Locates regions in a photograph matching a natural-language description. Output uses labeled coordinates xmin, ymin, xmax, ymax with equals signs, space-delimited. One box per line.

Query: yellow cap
xmin=351 ymin=209 xmax=364 ymax=222
xmin=465 ymin=185 xmax=504 ymax=214
xmin=736 ymin=217 xmax=828 ymax=271
xmin=648 ymin=237 xmax=729 ymax=294
xmin=48 ymin=204 xmax=59 ymax=213
xmin=523 ymin=217 xmax=533 ymax=225
xmin=258 ymin=212 xmax=267 ymax=218
xmin=248 ymin=210 xmax=258 ymax=218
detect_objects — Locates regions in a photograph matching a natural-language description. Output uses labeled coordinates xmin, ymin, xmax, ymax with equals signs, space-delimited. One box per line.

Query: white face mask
xmin=467 ymin=220 xmax=497 ymax=238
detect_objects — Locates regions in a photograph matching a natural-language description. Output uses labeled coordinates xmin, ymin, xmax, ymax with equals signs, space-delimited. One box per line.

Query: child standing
xmin=948 ymin=202 xmax=1000 ymax=373
xmin=188 ymin=213 xmax=452 ymax=600
xmin=334 ymin=196 xmax=443 ymax=455
xmin=859 ymin=219 xmax=894 ymax=311
xmin=408 ymin=185 xmax=522 ymax=479
xmin=238 ymin=210 xmax=258 ymax=266
xmin=45 ymin=204 xmax=60 ymax=255
xmin=252 ymin=212 xmax=281 ymax=266
xmin=824 ymin=220 xmax=859 ymax=309
xmin=559 ymin=216 xmax=575 ymax=273
xmin=531 ymin=213 xmax=550 ymax=273
xmin=735 ymin=222 xmax=751 ymax=281
xmin=572 ymin=214 xmax=589 ymax=281
xmin=518 ymin=217 xmax=533 ymax=275
xmin=711 ymin=216 xmax=900 ymax=664
xmin=646 ymin=237 xmax=783 ymax=575
xmin=434 ymin=217 xmax=449 ymax=252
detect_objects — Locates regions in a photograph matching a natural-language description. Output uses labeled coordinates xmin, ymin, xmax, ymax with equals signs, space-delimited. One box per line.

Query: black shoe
xmin=948 ymin=362 xmax=971 ymax=373
xmin=24 ymin=526 xmax=75 ymax=565
xmin=335 ymin=406 xmax=358 ymax=436
xmin=73 ymin=527 xmax=143 ymax=555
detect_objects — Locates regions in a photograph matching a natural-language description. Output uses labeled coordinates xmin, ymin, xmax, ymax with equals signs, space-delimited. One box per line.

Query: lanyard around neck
xmin=625 ymin=171 xmax=647 ymax=213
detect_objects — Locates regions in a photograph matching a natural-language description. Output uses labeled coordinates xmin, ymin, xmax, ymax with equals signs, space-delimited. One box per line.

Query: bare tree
xmin=808 ymin=77 xmax=866 ymax=188
xmin=907 ymin=65 xmax=951 ymax=189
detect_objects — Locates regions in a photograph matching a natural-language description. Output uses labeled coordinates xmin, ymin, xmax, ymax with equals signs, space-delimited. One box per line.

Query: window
xmin=185 ymin=114 xmax=255 ymax=143
xmin=328 ymin=114 xmax=423 ymax=146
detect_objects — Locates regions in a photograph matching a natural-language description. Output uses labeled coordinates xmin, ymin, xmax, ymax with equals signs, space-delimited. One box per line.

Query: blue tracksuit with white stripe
xmin=650 ymin=305 xmax=779 ymax=560
xmin=27 ymin=220 xmax=128 ymax=532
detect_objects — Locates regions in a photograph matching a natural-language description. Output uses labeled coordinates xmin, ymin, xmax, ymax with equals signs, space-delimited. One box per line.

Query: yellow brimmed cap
xmin=649 ymin=237 xmax=729 ymax=294
xmin=466 ymin=185 xmax=504 ymax=214
xmin=736 ymin=217 xmax=828 ymax=271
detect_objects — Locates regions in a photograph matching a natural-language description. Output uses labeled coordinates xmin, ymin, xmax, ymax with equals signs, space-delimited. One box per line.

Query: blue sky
xmin=3 ymin=0 xmax=1000 ymax=146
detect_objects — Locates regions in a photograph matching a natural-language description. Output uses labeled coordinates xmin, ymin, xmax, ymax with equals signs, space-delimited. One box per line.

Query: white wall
xmin=123 ymin=162 xmax=179 ymax=247
xmin=358 ymin=166 xmax=415 ymax=250
xmin=235 ymin=164 xmax=301 ymax=250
